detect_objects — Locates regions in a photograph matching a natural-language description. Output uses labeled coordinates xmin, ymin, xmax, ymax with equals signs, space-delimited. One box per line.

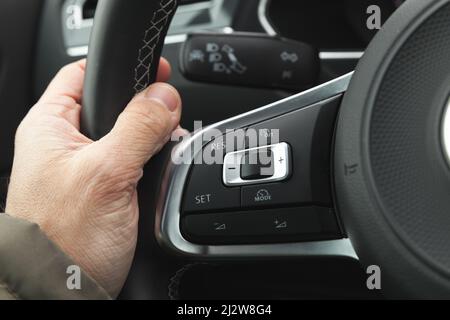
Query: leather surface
xmin=82 ymin=0 xmax=178 ymax=139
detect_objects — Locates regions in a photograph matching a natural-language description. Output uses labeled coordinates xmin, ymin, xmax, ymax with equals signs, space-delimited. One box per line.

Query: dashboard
xmin=33 ymin=0 xmax=406 ymax=132
xmin=268 ymin=0 xmax=401 ymax=50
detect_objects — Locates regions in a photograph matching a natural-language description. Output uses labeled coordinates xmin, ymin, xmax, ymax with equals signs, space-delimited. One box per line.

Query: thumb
xmin=101 ymin=83 xmax=182 ymax=168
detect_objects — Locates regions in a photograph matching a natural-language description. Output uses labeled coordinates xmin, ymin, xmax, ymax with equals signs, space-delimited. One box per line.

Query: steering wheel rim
xmin=335 ymin=0 xmax=450 ymax=298
xmin=82 ymin=0 xmax=450 ymax=298
xmin=82 ymin=0 xmax=179 ymax=140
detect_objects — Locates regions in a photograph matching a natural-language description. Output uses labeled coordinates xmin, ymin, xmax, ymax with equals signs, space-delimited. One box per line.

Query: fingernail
xmin=144 ymin=83 xmax=179 ymax=112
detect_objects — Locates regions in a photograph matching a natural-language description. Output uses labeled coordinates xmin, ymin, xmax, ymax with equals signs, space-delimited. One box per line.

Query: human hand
xmin=6 ymin=59 xmax=183 ymax=297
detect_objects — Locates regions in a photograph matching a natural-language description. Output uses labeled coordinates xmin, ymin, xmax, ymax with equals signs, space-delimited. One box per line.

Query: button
xmin=223 ymin=143 xmax=291 ymax=186
xmin=242 ymin=183 xmax=301 ymax=208
xmin=245 ymin=128 xmax=277 ymax=149
xmin=182 ymin=132 xmax=245 ymax=213
xmin=181 ymin=207 xmax=342 ymax=245
xmin=241 ymin=149 xmax=274 ymax=180
xmin=183 ymin=169 xmax=240 ymax=213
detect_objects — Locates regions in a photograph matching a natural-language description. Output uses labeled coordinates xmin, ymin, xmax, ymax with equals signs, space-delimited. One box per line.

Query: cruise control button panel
xmin=180 ymin=96 xmax=342 ymax=245
xmin=181 ymin=207 xmax=341 ymax=245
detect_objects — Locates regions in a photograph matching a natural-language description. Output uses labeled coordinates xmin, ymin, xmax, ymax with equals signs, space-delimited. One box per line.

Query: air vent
xmin=83 ymin=0 xmax=97 ymax=20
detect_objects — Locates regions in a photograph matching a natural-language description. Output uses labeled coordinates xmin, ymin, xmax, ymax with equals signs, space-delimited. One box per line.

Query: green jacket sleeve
xmin=0 ymin=213 xmax=111 ymax=300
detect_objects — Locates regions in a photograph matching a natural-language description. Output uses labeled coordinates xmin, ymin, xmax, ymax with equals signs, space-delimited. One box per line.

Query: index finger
xmin=39 ymin=59 xmax=86 ymax=105
xmin=39 ymin=58 xmax=172 ymax=105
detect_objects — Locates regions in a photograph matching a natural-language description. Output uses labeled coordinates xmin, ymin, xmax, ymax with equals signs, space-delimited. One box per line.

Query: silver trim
xmin=155 ymin=72 xmax=358 ymax=259
xmin=319 ymin=51 xmax=365 ymax=60
xmin=223 ymin=143 xmax=291 ymax=187
xmin=443 ymin=97 xmax=450 ymax=167
xmin=178 ymin=0 xmax=214 ymax=12
xmin=165 ymin=33 xmax=188 ymax=44
xmin=258 ymin=0 xmax=276 ymax=36
xmin=67 ymin=45 xmax=89 ymax=57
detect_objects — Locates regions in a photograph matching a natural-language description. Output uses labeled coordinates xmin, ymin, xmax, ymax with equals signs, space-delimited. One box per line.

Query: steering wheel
xmin=82 ymin=0 xmax=450 ymax=299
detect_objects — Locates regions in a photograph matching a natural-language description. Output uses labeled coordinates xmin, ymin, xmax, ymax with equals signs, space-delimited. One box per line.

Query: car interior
xmin=1 ymin=0 xmax=449 ymax=300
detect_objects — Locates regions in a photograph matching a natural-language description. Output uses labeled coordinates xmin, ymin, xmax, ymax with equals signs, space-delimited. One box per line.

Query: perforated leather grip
xmin=82 ymin=0 xmax=178 ymax=139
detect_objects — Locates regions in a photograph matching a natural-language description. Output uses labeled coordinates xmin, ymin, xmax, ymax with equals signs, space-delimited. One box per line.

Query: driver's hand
xmin=5 ymin=59 xmax=184 ymax=298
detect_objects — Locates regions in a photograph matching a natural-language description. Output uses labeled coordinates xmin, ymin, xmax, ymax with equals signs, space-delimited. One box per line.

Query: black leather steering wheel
xmin=82 ymin=0 xmax=450 ymax=299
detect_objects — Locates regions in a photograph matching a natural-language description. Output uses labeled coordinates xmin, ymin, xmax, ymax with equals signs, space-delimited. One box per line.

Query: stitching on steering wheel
xmin=168 ymin=263 xmax=212 ymax=300
xmin=168 ymin=264 xmax=196 ymax=300
xmin=133 ymin=0 xmax=178 ymax=93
